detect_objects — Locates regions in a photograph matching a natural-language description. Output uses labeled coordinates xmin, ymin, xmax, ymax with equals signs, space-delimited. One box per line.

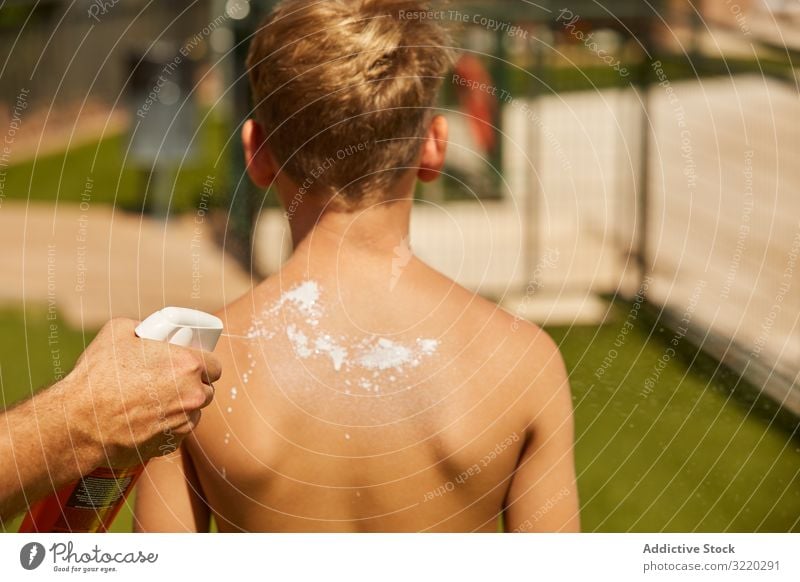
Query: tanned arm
xmin=134 ymin=447 xmax=210 ymax=532
xmin=504 ymin=333 xmax=581 ymax=532
xmin=0 ymin=379 xmax=102 ymax=525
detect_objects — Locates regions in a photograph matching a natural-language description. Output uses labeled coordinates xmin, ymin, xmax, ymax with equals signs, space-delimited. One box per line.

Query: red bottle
xmin=19 ymin=466 xmax=146 ymax=533
xmin=18 ymin=308 xmax=223 ymax=533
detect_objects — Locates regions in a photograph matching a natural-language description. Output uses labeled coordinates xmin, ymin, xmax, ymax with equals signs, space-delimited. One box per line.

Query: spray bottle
xmin=18 ymin=308 xmax=223 ymax=533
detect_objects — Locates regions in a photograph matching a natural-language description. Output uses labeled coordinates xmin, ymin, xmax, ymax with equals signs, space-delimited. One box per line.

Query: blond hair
xmin=246 ymin=0 xmax=453 ymax=208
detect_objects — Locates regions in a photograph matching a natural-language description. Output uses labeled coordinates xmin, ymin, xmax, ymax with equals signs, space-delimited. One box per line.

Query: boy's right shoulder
xmin=484 ymin=295 xmax=562 ymax=363
xmin=478 ymin=296 xmax=571 ymax=424
xmin=440 ymin=278 xmax=562 ymax=363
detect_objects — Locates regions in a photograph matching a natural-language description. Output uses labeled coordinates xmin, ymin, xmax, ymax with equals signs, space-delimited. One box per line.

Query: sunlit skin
xmin=134 ymin=116 xmax=580 ymax=533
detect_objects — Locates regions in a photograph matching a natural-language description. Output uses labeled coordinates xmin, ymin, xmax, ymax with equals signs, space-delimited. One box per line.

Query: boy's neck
xmin=285 ymin=176 xmax=415 ymax=256
xmin=290 ymin=198 xmax=412 ymax=256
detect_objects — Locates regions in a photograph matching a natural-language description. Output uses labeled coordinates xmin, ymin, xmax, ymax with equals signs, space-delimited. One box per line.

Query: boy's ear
xmin=417 ymin=115 xmax=448 ymax=183
xmin=242 ymin=119 xmax=277 ymax=189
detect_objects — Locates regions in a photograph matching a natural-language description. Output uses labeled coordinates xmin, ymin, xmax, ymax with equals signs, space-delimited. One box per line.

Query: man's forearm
xmin=0 ymin=380 xmax=101 ymax=522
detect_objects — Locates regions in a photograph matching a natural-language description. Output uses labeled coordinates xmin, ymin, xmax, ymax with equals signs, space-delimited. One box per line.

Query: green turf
xmin=548 ymin=303 xmax=800 ymax=532
xmin=2 ymin=112 xmax=230 ymax=214
xmin=1 ymin=303 xmax=798 ymax=533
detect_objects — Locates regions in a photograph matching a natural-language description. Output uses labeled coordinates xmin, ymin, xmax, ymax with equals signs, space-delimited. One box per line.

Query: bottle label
xmin=65 ymin=468 xmax=135 ymax=510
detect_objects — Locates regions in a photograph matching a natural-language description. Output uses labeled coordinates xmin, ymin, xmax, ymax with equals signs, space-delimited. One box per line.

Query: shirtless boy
xmin=135 ymin=0 xmax=580 ymax=533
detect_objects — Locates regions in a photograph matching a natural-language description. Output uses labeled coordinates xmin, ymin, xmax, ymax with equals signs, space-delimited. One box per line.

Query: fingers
xmin=200 ymin=382 xmax=215 ymax=409
xmin=198 ymin=352 xmax=222 ymax=385
xmin=173 ymin=409 xmax=202 ymax=438
xmin=150 ymin=345 xmax=218 ymax=413
xmin=187 ymin=409 xmax=202 ymax=430
xmin=152 ymin=343 xmax=221 ymax=386
xmin=84 ymin=318 xmax=222 ymax=467
xmin=170 ymin=345 xmax=222 ymax=384
xmin=105 ymin=317 xmax=140 ymax=337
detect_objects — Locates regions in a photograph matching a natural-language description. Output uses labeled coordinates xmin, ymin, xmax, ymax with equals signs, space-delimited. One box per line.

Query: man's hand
xmin=0 ymin=317 xmax=222 ymax=522
xmin=63 ymin=318 xmax=221 ymax=468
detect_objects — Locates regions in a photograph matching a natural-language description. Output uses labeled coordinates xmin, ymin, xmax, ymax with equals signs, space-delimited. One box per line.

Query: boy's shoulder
xmin=437 ymin=274 xmax=559 ymax=351
xmin=423 ymin=271 xmax=566 ymax=380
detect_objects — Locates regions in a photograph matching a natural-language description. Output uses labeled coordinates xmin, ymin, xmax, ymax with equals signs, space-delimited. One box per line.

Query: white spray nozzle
xmin=135 ymin=308 xmax=224 ymax=352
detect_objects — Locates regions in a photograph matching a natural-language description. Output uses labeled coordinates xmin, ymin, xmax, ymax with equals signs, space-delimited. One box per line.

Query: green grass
xmin=0 ymin=308 xmax=92 ymax=412
xmin=548 ymin=302 xmax=800 ymax=532
xmin=2 ymin=112 xmax=230 ymax=214
xmin=1 ymin=303 xmax=798 ymax=533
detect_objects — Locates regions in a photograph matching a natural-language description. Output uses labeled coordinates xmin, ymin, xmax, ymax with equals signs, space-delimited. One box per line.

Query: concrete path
xmin=0 ymin=201 xmax=252 ymax=329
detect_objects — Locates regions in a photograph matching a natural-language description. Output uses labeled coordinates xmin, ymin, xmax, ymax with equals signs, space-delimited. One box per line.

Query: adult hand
xmin=63 ymin=318 xmax=221 ymax=468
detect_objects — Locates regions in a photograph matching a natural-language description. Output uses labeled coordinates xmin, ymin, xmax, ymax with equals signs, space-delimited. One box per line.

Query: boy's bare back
xmin=136 ymin=227 xmax=579 ymax=532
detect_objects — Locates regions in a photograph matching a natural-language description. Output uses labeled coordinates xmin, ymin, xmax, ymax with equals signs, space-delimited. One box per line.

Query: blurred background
xmin=0 ymin=0 xmax=798 ymax=532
